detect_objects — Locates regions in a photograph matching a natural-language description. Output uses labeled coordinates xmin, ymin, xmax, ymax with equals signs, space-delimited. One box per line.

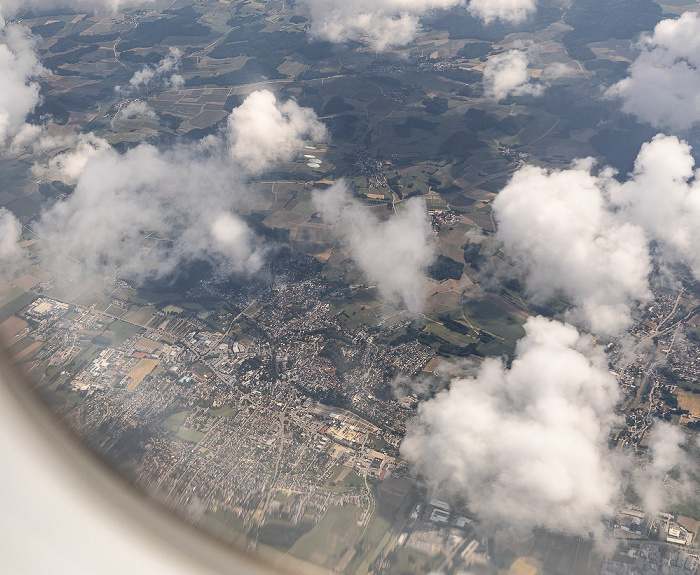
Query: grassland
xmin=0 ymin=290 xmax=37 ymax=323
xmin=289 ymin=504 xmax=363 ymax=568
xmin=423 ymin=318 xmax=477 ymax=346
xmin=122 ymin=305 xmax=157 ymax=326
xmin=346 ymin=481 xmax=418 ymax=575
xmin=67 ymin=344 xmax=103 ymax=376
xmin=162 ymin=410 xmax=189 ymax=432
xmin=108 ymin=320 xmax=143 ymax=346
xmin=208 ymin=405 xmax=237 ymax=417
xmin=322 ymin=464 xmax=347 ymax=488
xmin=349 ymin=515 xmax=393 ymax=575
xmin=176 ymin=428 xmax=206 ymax=443
xmin=201 ymin=509 xmax=247 ymax=544
xmin=463 ymin=298 xmax=526 ymax=342
xmin=385 ymin=548 xmax=436 ymax=575
xmin=73 ymin=291 xmax=113 ymax=311
xmin=258 ymin=519 xmax=312 ymax=551
xmin=41 ymin=387 xmax=86 ymax=413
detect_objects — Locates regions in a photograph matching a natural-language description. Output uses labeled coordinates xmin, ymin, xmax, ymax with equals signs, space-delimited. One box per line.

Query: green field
xmin=384 ymin=548 xmax=435 ymax=575
xmin=208 ymin=405 xmax=237 ymax=417
xmin=121 ymin=305 xmax=157 ymax=326
xmin=337 ymin=308 xmax=379 ymax=330
xmin=321 ymin=466 xmax=365 ymax=493
xmin=671 ymin=498 xmax=700 ymax=520
xmin=131 ymin=290 xmax=181 ymax=305
xmin=201 ymin=509 xmax=247 ymax=545
xmin=367 ymin=433 xmax=388 ymax=452
xmin=0 ymin=286 xmax=25 ymax=307
xmin=323 ymin=464 xmax=346 ymax=486
xmin=258 ymin=519 xmax=312 ymax=551
xmin=163 ymin=410 xmax=189 ymax=432
xmin=73 ymin=291 xmax=112 ymax=311
xmin=346 ymin=482 xmax=418 ymax=575
xmin=289 ymin=504 xmax=363 ymax=568
xmin=73 ymin=344 xmax=103 ymax=374
xmin=177 ymin=428 xmax=206 ymax=443
xmin=0 ymin=289 xmax=37 ymax=323
xmin=45 ymin=388 xmax=85 ymax=411
xmin=423 ymin=318 xmax=477 ymax=346
xmin=463 ymin=298 xmax=526 ymax=342
xmin=108 ymin=319 xmax=143 ymax=346
xmin=342 ymin=471 xmax=365 ymax=489
xmin=349 ymin=516 xmax=393 ymax=575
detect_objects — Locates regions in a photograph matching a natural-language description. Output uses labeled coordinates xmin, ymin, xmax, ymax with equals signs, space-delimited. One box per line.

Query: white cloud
xmin=31 ymin=90 xmax=324 ymax=282
xmin=606 ymin=13 xmax=700 ymax=132
xmin=8 ymin=122 xmax=44 ymax=152
xmin=493 ymin=159 xmax=652 ymax=335
xmin=312 ymin=180 xmax=433 ymax=313
xmin=227 ymin=90 xmax=326 ymax=175
xmin=631 ymin=422 xmax=693 ymax=515
xmin=117 ymin=47 xmax=184 ymax=94
xmin=402 ymin=316 xmax=622 ymax=538
xmin=609 ymin=134 xmax=700 ymax=280
xmin=297 ymin=0 xmax=537 ymax=50
xmin=0 ymin=207 xmax=22 ymax=262
xmin=468 ymin=0 xmax=536 ymax=23
xmin=211 ymin=212 xmax=264 ymax=272
xmin=483 ymin=49 xmax=543 ymax=101
xmin=36 ymin=141 xmax=264 ymax=284
xmin=0 ymin=20 xmax=46 ymax=145
xmin=542 ymin=61 xmax=576 ymax=78
xmin=110 ymin=100 xmax=157 ymax=128
xmin=33 ymin=132 xmax=110 ymax=182
xmin=404 ymin=137 xmax=700 ymax=534
xmin=494 ymin=134 xmax=700 ymax=334
xmin=0 ymin=0 xmax=154 ymax=20
xmin=298 ymin=0 xmax=462 ymax=50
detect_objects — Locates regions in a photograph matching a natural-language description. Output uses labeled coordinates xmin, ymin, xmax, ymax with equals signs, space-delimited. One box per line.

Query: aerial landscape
xmin=5 ymin=0 xmax=700 ymax=573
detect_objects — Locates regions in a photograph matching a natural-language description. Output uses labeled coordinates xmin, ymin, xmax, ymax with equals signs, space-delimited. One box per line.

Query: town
xmin=4 ymin=256 xmax=700 ymax=574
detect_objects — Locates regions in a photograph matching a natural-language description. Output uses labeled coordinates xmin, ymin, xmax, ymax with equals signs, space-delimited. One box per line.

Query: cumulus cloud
xmin=468 ymin=0 xmax=536 ymax=23
xmin=606 ymin=13 xmax=700 ymax=132
xmin=0 ymin=208 xmax=22 ymax=263
xmin=633 ymin=422 xmax=690 ymax=514
xmin=36 ymin=142 xmax=264 ymax=283
xmin=33 ymin=90 xmax=323 ymax=283
xmin=111 ymin=100 xmax=156 ymax=127
xmin=312 ymin=181 xmax=433 ymax=313
xmin=0 ymin=0 xmax=154 ymax=20
xmin=0 ymin=2 xmax=151 ymax=150
xmin=33 ymin=132 xmax=110 ymax=181
xmin=116 ymin=47 xmax=184 ymax=94
xmin=493 ymin=134 xmax=700 ymax=334
xmin=0 ymin=2 xmax=154 ymax=150
xmin=493 ymin=159 xmax=651 ymax=335
xmin=405 ymin=133 xmax=700 ymax=541
xmin=210 ymin=212 xmax=263 ymax=273
xmin=402 ymin=316 xmax=623 ymax=538
xmin=542 ymin=61 xmax=576 ymax=78
xmin=298 ymin=0 xmax=462 ymax=50
xmin=0 ymin=20 xmax=46 ymax=146
xmin=226 ymin=90 xmax=326 ymax=175
xmin=609 ymin=134 xmax=700 ymax=280
xmin=297 ymin=0 xmax=537 ymax=50
xmin=391 ymin=372 xmax=440 ymax=399
xmin=483 ymin=49 xmax=543 ymax=101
